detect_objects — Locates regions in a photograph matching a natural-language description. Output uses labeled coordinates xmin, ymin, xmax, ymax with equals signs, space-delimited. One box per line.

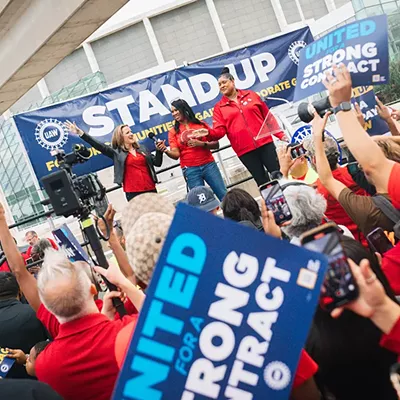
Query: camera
xmin=41 ymin=144 xmax=107 ymax=218
xmin=298 ymin=96 xmax=333 ymax=123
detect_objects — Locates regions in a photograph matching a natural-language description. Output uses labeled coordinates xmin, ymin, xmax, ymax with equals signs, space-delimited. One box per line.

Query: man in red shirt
xmin=0 ymin=203 xmax=144 ymax=400
xmin=25 ymin=230 xmax=58 ymax=258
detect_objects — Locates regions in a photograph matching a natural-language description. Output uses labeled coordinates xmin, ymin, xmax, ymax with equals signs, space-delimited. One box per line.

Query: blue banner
xmin=113 ymin=204 xmax=328 ymax=400
xmin=14 ymin=27 xmax=313 ymax=182
xmin=0 ymin=348 xmax=15 ymax=378
xmin=294 ymin=15 xmax=389 ymax=101
xmin=52 ymin=224 xmax=91 ymax=263
xmin=352 ymin=86 xmax=389 ymax=136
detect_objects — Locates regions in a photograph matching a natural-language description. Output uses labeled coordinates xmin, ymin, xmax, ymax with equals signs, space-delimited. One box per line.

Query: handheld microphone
xmin=148 ymin=132 xmax=159 ymax=144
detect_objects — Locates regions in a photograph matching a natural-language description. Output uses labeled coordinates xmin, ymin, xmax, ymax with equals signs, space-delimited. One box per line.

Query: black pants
xmin=239 ymin=142 xmax=280 ymax=186
xmin=125 ymin=189 xmax=157 ymax=202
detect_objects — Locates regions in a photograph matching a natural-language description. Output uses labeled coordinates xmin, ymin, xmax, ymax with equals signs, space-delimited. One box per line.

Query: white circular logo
xmin=264 ymin=361 xmax=291 ymax=390
xmin=288 ymin=41 xmax=307 ymax=65
xmin=0 ymin=364 xmax=9 ymax=373
xmin=35 ymin=118 xmax=69 ymax=150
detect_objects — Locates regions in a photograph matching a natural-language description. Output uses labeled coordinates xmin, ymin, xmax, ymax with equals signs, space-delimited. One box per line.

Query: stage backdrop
xmin=14 ymin=27 xmax=313 ymax=182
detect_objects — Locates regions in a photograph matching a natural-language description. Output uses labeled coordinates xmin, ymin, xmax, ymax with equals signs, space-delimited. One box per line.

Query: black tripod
xmin=80 ymin=213 xmax=126 ymax=317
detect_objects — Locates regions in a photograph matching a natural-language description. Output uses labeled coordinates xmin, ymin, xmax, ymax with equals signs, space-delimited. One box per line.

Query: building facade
xmin=0 ymin=0 xmax=393 ymax=233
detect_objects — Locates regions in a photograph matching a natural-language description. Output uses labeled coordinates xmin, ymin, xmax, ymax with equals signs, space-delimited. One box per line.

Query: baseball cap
xmin=185 ymin=186 xmax=220 ymax=212
xmin=122 ymin=193 xmax=175 ymax=286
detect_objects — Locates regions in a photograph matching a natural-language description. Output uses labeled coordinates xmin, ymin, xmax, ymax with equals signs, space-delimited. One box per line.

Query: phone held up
xmin=289 ymin=143 xmax=307 ymax=160
xmin=259 ymin=180 xmax=292 ymax=225
xmin=367 ymin=227 xmax=394 ymax=255
xmin=300 ymin=222 xmax=359 ymax=312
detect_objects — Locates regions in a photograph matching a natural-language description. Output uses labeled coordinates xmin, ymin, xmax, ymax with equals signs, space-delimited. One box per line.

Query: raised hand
xmin=354 ymin=102 xmax=365 ymax=128
xmin=322 ymin=64 xmax=352 ymax=108
xmin=375 ymin=96 xmax=392 ymax=122
xmin=64 ymin=120 xmax=84 ymax=137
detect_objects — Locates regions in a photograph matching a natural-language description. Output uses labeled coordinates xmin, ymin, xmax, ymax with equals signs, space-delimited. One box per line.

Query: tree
xmin=375 ymin=60 xmax=400 ymax=104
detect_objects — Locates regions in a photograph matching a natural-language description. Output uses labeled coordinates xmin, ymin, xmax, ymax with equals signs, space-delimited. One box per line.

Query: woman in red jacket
xmin=207 ymin=67 xmax=287 ymax=186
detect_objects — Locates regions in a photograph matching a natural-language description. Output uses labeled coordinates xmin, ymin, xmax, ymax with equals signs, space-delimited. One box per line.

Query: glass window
xmin=364 ymin=5 xmax=384 ymax=16
xmin=363 ymin=0 xmax=381 ymax=5
xmin=352 ymin=0 xmax=365 ymax=11
xmin=383 ymin=2 xmax=399 ymax=14
xmin=355 ymin=9 xmax=368 ymax=18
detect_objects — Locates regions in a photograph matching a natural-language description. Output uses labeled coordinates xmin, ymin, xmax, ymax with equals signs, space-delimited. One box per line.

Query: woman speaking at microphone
xmin=205 ymin=67 xmax=287 ymax=186
xmin=65 ymin=121 xmax=165 ymax=201
xmin=161 ymin=99 xmax=227 ymax=201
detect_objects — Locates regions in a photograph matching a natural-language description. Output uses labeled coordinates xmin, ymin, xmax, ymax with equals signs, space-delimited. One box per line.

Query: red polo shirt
xmin=35 ymin=305 xmax=138 ymax=400
xmin=123 ymin=152 xmax=155 ymax=193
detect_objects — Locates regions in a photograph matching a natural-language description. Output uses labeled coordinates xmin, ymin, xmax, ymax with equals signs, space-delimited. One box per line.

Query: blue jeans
xmin=183 ymin=161 xmax=227 ymax=201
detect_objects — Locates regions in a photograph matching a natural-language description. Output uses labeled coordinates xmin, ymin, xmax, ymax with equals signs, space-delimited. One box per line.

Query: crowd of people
xmin=1 ymin=57 xmax=400 ymax=400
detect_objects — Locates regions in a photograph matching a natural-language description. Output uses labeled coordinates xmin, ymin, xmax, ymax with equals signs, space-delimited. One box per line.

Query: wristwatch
xmin=333 ymin=101 xmax=352 ymax=115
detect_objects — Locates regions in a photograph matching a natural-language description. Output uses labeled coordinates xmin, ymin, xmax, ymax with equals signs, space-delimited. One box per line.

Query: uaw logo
xmin=288 ymin=41 xmax=307 ymax=65
xmin=264 ymin=361 xmax=291 ymax=391
xmin=35 ymin=118 xmax=69 ymax=150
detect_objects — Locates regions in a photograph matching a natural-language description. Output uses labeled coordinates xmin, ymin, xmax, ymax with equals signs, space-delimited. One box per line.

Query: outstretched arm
xmin=65 ymin=120 xmax=115 ymax=159
xmin=0 ymin=204 xmax=41 ymax=310
xmin=313 ymin=112 xmax=346 ymax=200
xmin=323 ymin=65 xmax=394 ymax=193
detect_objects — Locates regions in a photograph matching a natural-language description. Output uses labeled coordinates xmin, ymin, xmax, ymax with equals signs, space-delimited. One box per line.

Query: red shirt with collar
xmin=35 ymin=305 xmax=138 ymax=400
xmin=168 ymin=122 xmax=215 ymax=167
xmin=210 ymin=89 xmax=285 ymax=156
xmin=123 ymin=152 xmax=155 ymax=193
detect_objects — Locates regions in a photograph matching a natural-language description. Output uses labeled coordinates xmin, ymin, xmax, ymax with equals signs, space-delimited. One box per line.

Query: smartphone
xmin=300 ymin=223 xmax=359 ymax=311
xmin=25 ymin=257 xmax=33 ymax=266
xmin=367 ymin=227 xmax=394 ymax=255
xmin=347 ymin=161 xmax=360 ymax=176
xmin=259 ymin=180 xmax=292 ymax=225
xmin=289 ymin=143 xmax=307 ymax=160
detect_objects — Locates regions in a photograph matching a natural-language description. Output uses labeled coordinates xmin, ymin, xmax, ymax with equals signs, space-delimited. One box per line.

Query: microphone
xmin=148 ymin=132 xmax=159 ymax=144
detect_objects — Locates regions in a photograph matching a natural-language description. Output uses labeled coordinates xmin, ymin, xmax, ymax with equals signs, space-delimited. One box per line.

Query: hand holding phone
xmin=367 ymin=227 xmax=393 ymax=255
xmin=288 ymin=143 xmax=307 ymax=160
xmin=300 ymin=223 xmax=359 ymax=311
xmin=259 ymin=180 xmax=292 ymax=225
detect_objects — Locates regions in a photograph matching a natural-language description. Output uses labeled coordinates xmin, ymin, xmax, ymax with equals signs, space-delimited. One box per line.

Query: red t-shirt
xmin=316 ymin=167 xmax=368 ymax=245
xmin=114 ymin=323 xmax=317 ymax=389
xmin=168 ymin=122 xmax=215 ymax=168
xmin=123 ymin=152 xmax=155 ymax=193
xmin=36 ymin=305 xmax=138 ymax=400
xmin=388 ymin=163 xmax=400 ymax=209
xmin=381 ymin=242 xmax=400 ymax=295
xmin=0 ymin=260 xmax=10 ymax=272
xmin=25 ymin=238 xmax=58 ymax=258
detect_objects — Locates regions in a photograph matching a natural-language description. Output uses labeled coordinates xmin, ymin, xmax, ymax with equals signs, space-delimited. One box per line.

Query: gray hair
xmin=37 ymin=249 xmax=92 ymax=322
xmin=280 ymin=181 xmax=327 ymax=239
xmin=303 ymin=135 xmax=339 ymax=170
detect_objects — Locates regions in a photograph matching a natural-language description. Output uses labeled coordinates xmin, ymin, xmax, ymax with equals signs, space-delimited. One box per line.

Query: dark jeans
xmin=182 ymin=161 xmax=227 ymax=201
xmin=125 ymin=189 xmax=157 ymax=202
xmin=239 ymin=142 xmax=280 ymax=186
